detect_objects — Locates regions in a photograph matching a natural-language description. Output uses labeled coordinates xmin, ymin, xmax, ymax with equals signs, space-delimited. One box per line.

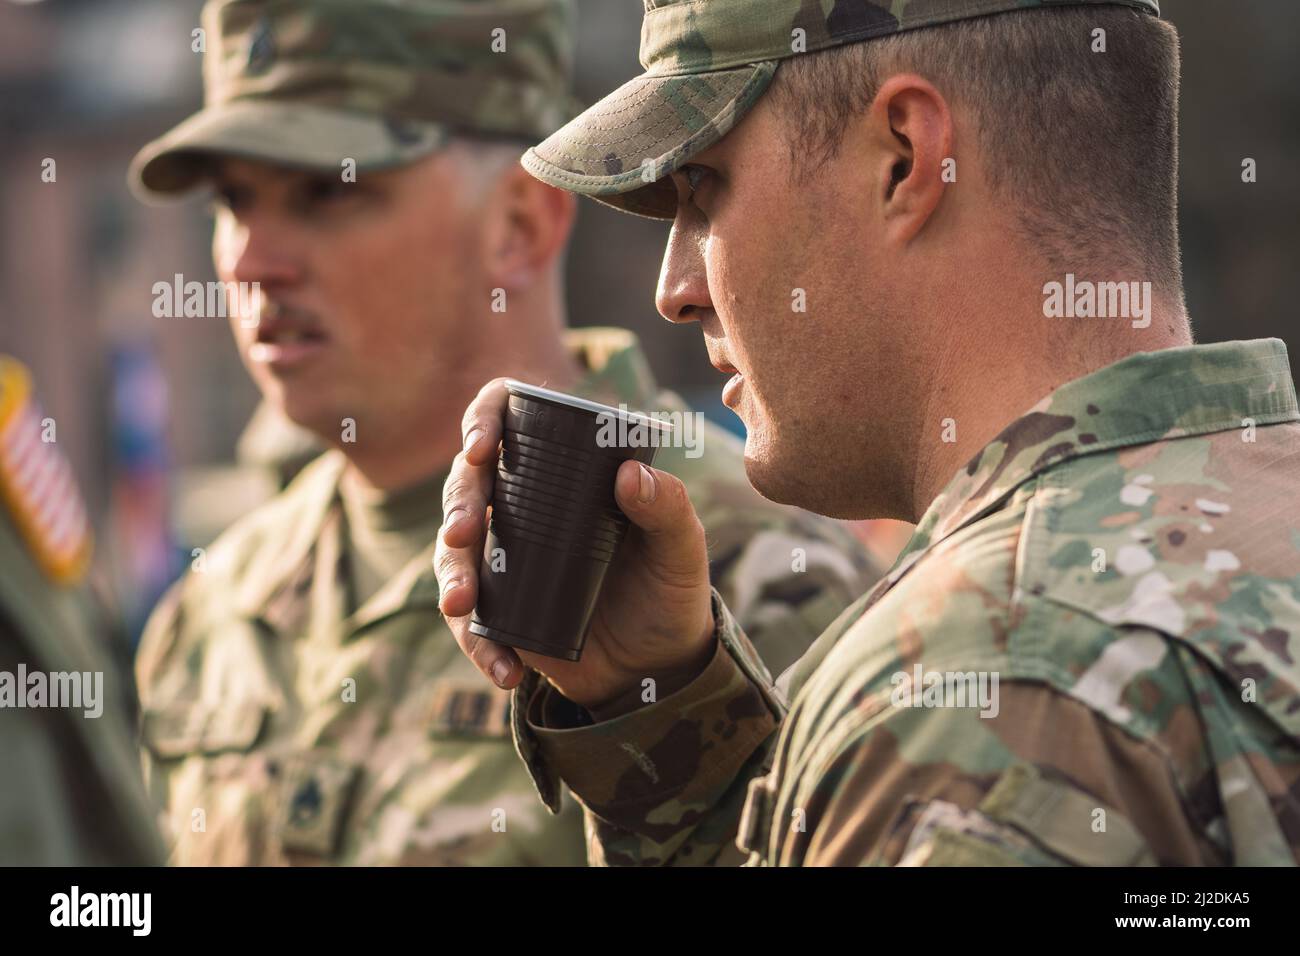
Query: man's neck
xmin=906 ymin=306 xmax=1192 ymax=522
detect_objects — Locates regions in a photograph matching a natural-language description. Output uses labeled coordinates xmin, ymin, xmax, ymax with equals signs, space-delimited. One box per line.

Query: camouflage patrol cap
xmin=130 ymin=0 xmax=576 ymax=199
xmin=522 ymin=0 xmax=1160 ymax=219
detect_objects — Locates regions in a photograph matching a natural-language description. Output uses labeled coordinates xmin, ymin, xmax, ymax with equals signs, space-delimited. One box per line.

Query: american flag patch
xmin=0 ymin=358 xmax=92 ymax=584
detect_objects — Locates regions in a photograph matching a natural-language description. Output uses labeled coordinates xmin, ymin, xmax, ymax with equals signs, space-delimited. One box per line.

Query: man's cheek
xmin=226 ymin=315 xmax=252 ymax=352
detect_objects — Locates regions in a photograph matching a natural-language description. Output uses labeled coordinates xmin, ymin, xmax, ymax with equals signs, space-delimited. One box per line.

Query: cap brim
xmin=129 ymin=99 xmax=449 ymax=202
xmin=521 ymin=62 xmax=777 ymax=220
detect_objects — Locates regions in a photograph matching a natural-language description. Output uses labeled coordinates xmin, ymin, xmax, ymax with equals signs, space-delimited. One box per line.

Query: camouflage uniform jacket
xmin=135 ymin=328 xmax=876 ymax=865
xmin=515 ymin=339 xmax=1300 ymax=866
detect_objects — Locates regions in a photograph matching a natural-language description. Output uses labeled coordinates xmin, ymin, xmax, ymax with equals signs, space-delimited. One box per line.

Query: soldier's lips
xmin=722 ymin=371 xmax=744 ymax=408
xmin=248 ymin=333 xmax=327 ymax=371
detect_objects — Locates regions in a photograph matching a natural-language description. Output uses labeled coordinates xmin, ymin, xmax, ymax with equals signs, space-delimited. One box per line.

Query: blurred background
xmin=1 ymin=0 xmax=1297 ymax=638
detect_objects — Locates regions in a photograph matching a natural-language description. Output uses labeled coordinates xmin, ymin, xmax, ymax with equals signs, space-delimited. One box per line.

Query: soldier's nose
xmin=656 ymin=219 xmax=712 ymax=324
xmin=217 ymin=218 xmax=303 ymax=290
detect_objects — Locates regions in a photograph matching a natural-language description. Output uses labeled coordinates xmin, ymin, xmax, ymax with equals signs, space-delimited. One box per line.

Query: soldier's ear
xmin=485 ymin=165 xmax=576 ymax=290
xmin=860 ymin=73 xmax=954 ymax=245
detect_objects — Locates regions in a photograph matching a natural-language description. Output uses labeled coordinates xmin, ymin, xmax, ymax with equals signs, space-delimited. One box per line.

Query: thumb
xmin=613 ymin=460 xmax=706 ymax=575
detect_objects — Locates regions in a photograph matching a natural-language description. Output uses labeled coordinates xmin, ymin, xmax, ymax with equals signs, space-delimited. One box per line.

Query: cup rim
xmin=504 ymin=380 xmax=675 ymax=434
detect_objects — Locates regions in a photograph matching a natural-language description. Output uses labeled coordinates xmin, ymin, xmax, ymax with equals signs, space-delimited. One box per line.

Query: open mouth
xmin=256 ymin=327 xmax=325 ymax=345
xmin=248 ymin=309 xmax=328 ymax=368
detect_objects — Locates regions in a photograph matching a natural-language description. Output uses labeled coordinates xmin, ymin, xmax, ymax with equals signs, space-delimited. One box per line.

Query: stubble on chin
xmin=743 ymin=420 xmax=870 ymax=519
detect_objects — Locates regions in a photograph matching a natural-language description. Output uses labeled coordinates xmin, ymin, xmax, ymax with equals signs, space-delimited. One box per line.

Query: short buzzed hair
xmin=767 ymin=6 xmax=1182 ymax=298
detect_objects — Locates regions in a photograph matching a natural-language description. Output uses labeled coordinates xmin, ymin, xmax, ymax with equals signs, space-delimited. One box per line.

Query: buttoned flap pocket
xmin=141 ymin=700 xmax=268 ymax=760
xmin=427 ymin=681 xmax=511 ymax=738
xmin=973 ymin=764 xmax=1156 ymax=867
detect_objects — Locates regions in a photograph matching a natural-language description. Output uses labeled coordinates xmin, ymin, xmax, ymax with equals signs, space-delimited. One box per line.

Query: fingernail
xmin=464 ymin=427 xmax=485 ymax=454
xmin=491 ymin=658 xmax=513 ymax=687
xmin=637 ymin=463 xmax=657 ymax=503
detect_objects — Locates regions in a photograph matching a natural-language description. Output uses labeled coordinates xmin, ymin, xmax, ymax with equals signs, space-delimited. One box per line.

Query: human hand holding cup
xmin=436 ymin=378 xmax=717 ymax=716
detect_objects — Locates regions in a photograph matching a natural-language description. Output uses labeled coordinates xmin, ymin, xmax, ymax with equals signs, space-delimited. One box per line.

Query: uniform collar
xmin=335 ymin=512 xmax=444 ymax=641
xmin=893 ymin=339 xmax=1299 ymax=574
xmin=234 ymin=450 xmax=347 ymax=629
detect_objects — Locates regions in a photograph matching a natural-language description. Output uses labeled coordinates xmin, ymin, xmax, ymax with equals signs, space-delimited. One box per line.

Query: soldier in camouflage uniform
xmin=0 ymin=357 xmax=163 ymax=865
xmin=436 ymin=0 xmax=1300 ymax=865
xmin=129 ymin=0 xmax=875 ymax=865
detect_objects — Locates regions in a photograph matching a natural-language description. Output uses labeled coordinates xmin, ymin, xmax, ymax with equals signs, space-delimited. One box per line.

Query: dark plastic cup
xmin=468 ymin=381 xmax=673 ymax=661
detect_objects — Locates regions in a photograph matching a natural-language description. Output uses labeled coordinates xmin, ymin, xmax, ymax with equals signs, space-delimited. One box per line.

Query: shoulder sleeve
xmin=133 ymin=575 xmax=196 ymax=850
xmin=0 ymin=615 xmax=162 ymax=864
xmin=0 ymin=614 xmax=86 ymax=864
xmin=135 ymin=576 xmax=189 ymax=701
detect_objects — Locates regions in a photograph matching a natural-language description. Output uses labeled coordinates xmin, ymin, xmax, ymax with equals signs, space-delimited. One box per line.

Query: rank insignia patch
xmin=276 ymin=753 xmax=360 ymax=858
xmin=427 ymin=681 xmax=512 ymax=738
xmin=0 ymin=358 xmax=92 ymax=584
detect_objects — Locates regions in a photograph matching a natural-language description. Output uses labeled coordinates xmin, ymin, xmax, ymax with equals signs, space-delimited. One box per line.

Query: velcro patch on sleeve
xmin=977 ymin=764 xmax=1157 ymax=866
xmin=427 ymin=681 xmax=511 ymax=738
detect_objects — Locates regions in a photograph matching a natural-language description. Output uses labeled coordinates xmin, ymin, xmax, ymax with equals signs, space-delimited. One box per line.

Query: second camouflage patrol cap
xmin=522 ymin=0 xmax=1160 ymax=219
xmin=130 ymin=0 xmax=576 ymax=199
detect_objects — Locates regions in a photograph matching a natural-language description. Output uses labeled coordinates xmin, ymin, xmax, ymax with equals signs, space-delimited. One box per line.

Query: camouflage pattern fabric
xmin=168 ymin=405 xmax=324 ymax=557
xmin=131 ymin=0 xmax=579 ymax=198
xmin=0 ymin=358 xmax=164 ymax=865
xmin=514 ymin=339 xmax=1300 ymax=866
xmin=521 ymin=0 xmax=1160 ymax=218
xmin=135 ymin=329 xmax=877 ymax=865
xmin=237 ymin=400 xmax=326 ymax=490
